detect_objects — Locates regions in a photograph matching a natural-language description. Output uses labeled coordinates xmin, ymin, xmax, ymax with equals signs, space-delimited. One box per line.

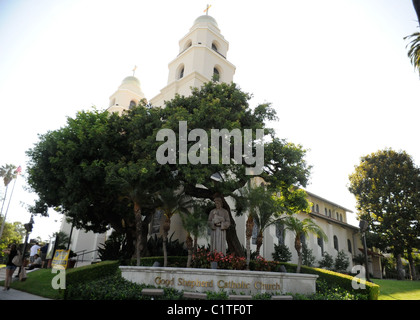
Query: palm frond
xmin=405 ymin=32 xmax=420 ymax=76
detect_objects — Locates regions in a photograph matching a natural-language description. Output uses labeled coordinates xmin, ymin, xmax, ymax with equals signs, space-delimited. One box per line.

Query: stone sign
xmin=120 ymin=266 xmax=318 ymax=295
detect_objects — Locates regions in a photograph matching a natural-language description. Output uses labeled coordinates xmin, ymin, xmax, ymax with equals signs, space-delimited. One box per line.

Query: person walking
xmin=29 ymin=242 xmax=40 ymax=263
xmin=2 ymin=244 xmax=19 ymax=291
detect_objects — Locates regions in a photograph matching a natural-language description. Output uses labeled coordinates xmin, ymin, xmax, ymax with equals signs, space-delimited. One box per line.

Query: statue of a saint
xmin=208 ymin=197 xmax=231 ymax=255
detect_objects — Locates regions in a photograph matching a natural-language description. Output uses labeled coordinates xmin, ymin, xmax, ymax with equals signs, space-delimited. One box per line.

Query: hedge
xmin=63 ymin=260 xmax=120 ymax=299
xmin=300 ymin=265 xmax=379 ymax=300
xmin=61 ymin=258 xmax=379 ymax=300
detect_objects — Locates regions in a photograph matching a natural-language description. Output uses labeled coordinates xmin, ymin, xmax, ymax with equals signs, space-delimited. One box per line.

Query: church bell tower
xmin=150 ymin=14 xmax=236 ymax=107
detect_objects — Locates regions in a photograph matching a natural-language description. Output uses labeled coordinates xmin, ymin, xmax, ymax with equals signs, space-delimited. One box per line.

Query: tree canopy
xmin=348 ymin=148 xmax=420 ymax=279
xmin=26 ymin=81 xmax=312 ymax=258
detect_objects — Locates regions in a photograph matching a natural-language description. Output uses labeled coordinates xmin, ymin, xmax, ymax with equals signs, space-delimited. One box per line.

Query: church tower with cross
xmin=108 ymin=71 xmax=146 ymax=116
xmin=150 ymin=13 xmax=236 ymax=107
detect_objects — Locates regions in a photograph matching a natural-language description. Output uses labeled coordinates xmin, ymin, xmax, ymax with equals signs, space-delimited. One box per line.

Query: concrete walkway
xmin=0 ymin=267 xmax=51 ymax=300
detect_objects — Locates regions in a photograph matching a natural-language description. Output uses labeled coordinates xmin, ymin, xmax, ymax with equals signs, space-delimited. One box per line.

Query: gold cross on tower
xmin=204 ymin=4 xmax=211 ymax=15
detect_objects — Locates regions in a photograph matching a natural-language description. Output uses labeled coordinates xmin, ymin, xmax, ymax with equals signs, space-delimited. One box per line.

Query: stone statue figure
xmin=208 ymin=197 xmax=231 ymax=255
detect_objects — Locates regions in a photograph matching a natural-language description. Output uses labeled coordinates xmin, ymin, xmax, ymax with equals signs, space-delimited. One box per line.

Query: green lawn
xmin=372 ymin=279 xmax=420 ymax=300
xmin=0 ymin=268 xmax=63 ymax=299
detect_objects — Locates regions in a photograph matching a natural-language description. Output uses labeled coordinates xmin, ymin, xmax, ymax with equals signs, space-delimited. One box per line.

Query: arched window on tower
xmin=179 ymin=67 xmax=184 ymax=79
xmin=213 ymin=67 xmax=220 ymax=82
xmin=129 ymin=100 xmax=137 ymax=109
xmin=212 ymin=42 xmax=218 ymax=52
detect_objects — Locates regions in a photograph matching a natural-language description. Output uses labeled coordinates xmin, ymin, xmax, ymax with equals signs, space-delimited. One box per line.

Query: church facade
xmin=60 ymin=14 xmax=382 ymax=277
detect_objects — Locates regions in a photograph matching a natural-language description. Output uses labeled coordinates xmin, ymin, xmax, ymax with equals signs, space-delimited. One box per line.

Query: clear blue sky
xmin=0 ymin=0 xmax=419 ymax=240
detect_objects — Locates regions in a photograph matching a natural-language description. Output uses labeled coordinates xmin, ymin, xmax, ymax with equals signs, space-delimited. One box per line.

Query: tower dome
xmin=193 ymin=15 xmax=218 ymax=27
xmin=108 ymin=74 xmax=146 ymax=115
xmin=121 ymin=76 xmax=141 ymax=86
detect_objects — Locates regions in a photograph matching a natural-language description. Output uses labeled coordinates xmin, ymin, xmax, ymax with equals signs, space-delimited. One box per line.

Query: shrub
xmin=147 ymin=233 xmax=187 ymax=257
xmin=318 ymin=252 xmax=334 ymax=270
xmin=191 ymin=248 xmax=246 ymax=270
xmin=302 ymin=244 xmax=316 ymax=267
xmin=272 ymin=243 xmax=292 ymax=262
xmin=300 ymin=265 xmax=379 ymax=300
xmin=334 ymin=250 xmax=350 ymax=273
xmin=64 ymin=260 xmax=120 ymax=299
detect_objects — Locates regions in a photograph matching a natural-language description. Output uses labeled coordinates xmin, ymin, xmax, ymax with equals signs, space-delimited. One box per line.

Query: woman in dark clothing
xmin=3 ymin=244 xmax=18 ymax=290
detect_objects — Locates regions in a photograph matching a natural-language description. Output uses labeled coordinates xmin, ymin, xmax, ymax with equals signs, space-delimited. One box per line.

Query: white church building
xmin=60 ymin=14 xmax=382 ymax=277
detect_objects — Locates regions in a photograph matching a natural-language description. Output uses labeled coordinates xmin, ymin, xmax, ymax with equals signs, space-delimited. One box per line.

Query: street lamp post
xmin=17 ymin=215 xmax=34 ymax=278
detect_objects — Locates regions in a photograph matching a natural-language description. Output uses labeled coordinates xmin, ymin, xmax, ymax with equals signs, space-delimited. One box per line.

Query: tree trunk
xmin=407 ymin=248 xmax=417 ymax=280
xmin=245 ymin=214 xmax=254 ymax=269
xmin=396 ymin=254 xmax=405 ymax=280
xmin=295 ymin=235 xmax=302 ymax=273
xmin=221 ymin=196 xmax=244 ymax=257
xmin=256 ymin=231 xmax=263 ymax=257
xmin=134 ymin=201 xmax=142 ymax=266
xmin=162 ymin=216 xmax=171 ymax=267
xmin=186 ymin=233 xmax=193 ymax=268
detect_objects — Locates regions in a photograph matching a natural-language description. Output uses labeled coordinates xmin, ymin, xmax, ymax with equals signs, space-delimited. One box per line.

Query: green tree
xmin=405 ymin=1 xmax=420 ymax=76
xmin=26 ymin=81 xmax=311 ymax=261
xmin=26 ymin=105 xmax=174 ymax=265
xmin=179 ymin=201 xmax=209 ymax=267
xmin=318 ymin=252 xmax=334 ymax=270
xmin=272 ymin=243 xmax=292 ymax=263
xmin=282 ymin=216 xmax=327 ymax=273
xmin=0 ymin=164 xmax=19 ymax=240
xmin=348 ymin=149 xmax=420 ymax=280
xmin=160 ymin=81 xmax=311 ymax=256
xmin=0 ymin=220 xmax=24 ymax=255
xmin=155 ymin=186 xmax=193 ymax=267
xmin=234 ymin=182 xmax=310 ymax=267
xmin=334 ymin=250 xmax=350 ymax=273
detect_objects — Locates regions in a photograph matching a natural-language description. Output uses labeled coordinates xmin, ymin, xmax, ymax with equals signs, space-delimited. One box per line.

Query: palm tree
xmin=405 ymin=32 xmax=420 ymax=76
xmin=235 ymin=182 xmax=284 ymax=266
xmin=282 ymin=216 xmax=328 ymax=273
xmin=156 ymin=186 xmax=193 ymax=267
xmin=0 ymin=164 xmax=18 ymax=240
xmin=179 ymin=201 xmax=208 ymax=267
xmin=405 ymin=1 xmax=420 ymax=76
xmin=234 ymin=182 xmax=263 ymax=268
xmin=0 ymin=164 xmax=17 ymax=213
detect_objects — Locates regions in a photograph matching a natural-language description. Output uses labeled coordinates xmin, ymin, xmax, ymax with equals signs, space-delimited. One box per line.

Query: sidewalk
xmin=0 ymin=268 xmax=51 ymax=300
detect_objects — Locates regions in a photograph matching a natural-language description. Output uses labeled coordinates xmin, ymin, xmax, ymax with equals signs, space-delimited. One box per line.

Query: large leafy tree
xmin=348 ymin=149 xmax=420 ymax=279
xmin=27 ymin=81 xmax=311 ymax=260
xmin=159 ymin=81 xmax=311 ymax=256
xmin=0 ymin=220 xmax=25 ymax=254
xmin=26 ymin=105 xmax=174 ymax=264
